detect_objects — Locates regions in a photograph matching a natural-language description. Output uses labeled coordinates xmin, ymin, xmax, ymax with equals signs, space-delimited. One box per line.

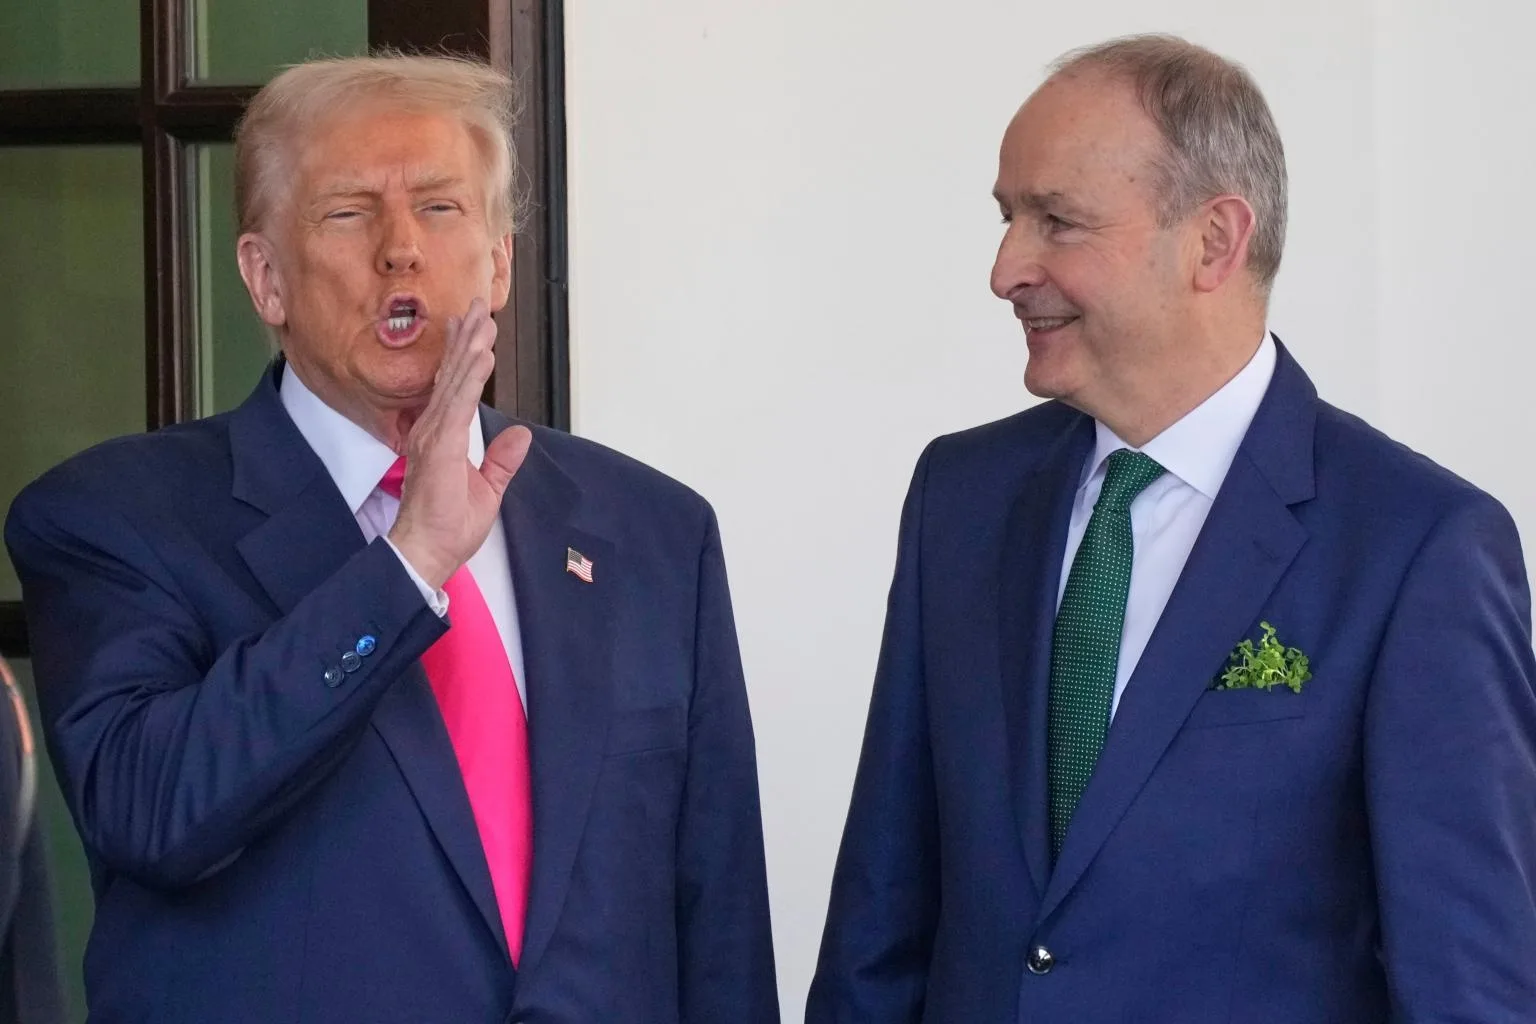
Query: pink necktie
xmin=380 ymin=457 xmax=531 ymax=964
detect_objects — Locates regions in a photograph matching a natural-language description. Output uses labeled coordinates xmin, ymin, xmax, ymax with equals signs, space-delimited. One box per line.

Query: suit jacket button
xmin=323 ymin=666 xmax=345 ymax=688
xmin=340 ymin=651 xmax=363 ymax=673
xmin=1027 ymin=945 xmax=1054 ymax=975
xmin=355 ymin=635 xmax=377 ymax=657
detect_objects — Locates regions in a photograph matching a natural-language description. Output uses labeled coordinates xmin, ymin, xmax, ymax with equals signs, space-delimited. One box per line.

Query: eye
xmin=422 ymin=201 xmax=460 ymax=214
xmin=324 ymin=209 xmax=362 ymax=222
xmin=1045 ymin=214 xmax=1073 ymax=232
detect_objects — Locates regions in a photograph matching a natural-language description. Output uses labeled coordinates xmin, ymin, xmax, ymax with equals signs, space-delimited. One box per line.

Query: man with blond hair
xmin=6 ymin=54 xmax=778 ymax=1023
xmin=808 ymin=34 xmax=1536 ymax=1022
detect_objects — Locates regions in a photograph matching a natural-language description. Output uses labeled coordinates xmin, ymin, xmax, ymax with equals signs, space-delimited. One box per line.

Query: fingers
xmin=481 ymin=425 xmax=533 ymax=499
xmin=389 ymin=299 xmax=507 ymax=589
xmin=408 ymin=299 xmax=497 ymax=462
xmin=434 ymin=299 xmax=496 ymax=430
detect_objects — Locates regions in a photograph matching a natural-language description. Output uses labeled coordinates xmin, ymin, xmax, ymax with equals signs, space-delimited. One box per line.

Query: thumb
xmin=480 ymin=425 xmax=533 ymax=498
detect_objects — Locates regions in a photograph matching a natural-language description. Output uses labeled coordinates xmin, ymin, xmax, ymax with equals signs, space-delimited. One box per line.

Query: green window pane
xmin=0 ymin=0 xmax=138 ymax=88
xmin=0 ymin=147 xmax=145 ymax=604
xmin=192 ymin=144 xmax=273 ymax=414
xmin=187 ymin=0 xmax=367 ymax=85
xmin=7 ymin=657 xmax=90 ymax=1023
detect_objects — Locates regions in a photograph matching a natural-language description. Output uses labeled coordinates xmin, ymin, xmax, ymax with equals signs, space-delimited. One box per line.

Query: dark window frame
xmin=0 ymin=0 xmax=569 ymax=658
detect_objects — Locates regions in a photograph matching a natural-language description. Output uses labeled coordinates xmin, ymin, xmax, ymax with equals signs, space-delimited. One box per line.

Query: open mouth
xmin=378 ymin=295 xmax=427 ymax=345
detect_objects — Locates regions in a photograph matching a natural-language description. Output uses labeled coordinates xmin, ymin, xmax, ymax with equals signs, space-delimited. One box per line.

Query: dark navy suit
xmin=808 ymin=343 xmax=1536 ymax=1022
xmin=6 ymin=364 xmax=779 ymax=1023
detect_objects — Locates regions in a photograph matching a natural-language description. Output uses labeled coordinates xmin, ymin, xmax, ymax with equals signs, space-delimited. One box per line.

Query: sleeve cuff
xmin=384 ymin=537 xmax=449 ymax=618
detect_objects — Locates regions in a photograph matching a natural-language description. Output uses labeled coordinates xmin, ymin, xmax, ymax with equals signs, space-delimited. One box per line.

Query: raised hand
xmin=388 ymin=298 xmax=532 ymax=589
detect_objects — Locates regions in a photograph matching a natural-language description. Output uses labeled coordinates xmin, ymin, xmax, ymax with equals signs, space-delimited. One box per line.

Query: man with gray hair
xmin=808 ymin=34 xmax=1536 ymax=1022
xmin=7 ymin=53 xmax=778 ymax=1023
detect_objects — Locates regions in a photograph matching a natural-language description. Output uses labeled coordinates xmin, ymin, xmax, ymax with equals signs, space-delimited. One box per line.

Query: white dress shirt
xmin=280 ymin=365 xmax=528 ymax=710
xmin=1057 ymin=333 xmax=1277 ymax=718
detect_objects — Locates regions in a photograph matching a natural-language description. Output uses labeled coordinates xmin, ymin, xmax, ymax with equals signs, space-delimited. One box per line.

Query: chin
xmin=1022 ymin=359 xmax=1078 ymax=402
xmin=359 ymin=354 xmax=437 ymax=406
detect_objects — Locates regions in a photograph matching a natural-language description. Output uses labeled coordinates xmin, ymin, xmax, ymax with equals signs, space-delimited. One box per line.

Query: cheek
xmin=1137 ymin=231 xmax=1188 ymax=290
xmin=293 ymin=262 xmax=367 ymax=318
xmin=1037 ymin=253 xmax=1096 ymax=311
xmin=1064 ymin=244 xmax=1158 ymax=311
xmin=451 ymin=241 xmax=501 ymax=284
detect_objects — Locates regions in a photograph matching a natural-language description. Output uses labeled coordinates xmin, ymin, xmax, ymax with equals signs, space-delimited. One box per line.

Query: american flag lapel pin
xmin=565 ymin=546 xmax=594 ymax=583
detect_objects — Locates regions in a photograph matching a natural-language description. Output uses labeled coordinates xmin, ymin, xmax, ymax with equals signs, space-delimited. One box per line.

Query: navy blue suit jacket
xmin=5 ymin=365 xmax=779 ymax=1023
xmin=807 ymin=343 xmax=1536 ymax=1022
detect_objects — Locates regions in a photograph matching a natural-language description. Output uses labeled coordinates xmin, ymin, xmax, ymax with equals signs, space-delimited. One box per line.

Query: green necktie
xmin=1047 ymin=448 xmax=1166 ymax=860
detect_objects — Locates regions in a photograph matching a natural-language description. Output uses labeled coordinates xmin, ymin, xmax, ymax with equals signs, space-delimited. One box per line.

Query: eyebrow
xmin=311 ymin=174 xmax=471 ymax=203
xmin=993 ymin=188 xmax=1077 ymax=213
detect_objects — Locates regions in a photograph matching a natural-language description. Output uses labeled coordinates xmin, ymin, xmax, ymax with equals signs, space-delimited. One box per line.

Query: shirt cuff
xmin=384 ymin=537 xmax=449 ymax=618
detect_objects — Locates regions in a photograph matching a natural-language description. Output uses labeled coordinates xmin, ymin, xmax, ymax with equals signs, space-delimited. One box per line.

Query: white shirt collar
xmin=1084 ymin=332 xmax=1277 ymax=500
xmin=278 ymin=362 xmax=486 ymax=513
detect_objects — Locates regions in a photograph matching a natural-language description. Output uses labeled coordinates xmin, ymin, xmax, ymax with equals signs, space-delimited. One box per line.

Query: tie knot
xmin=1096 ymin=449 xmax=1164 ymax=512
xmin=378 ymin=456 xmax=407 ymax=499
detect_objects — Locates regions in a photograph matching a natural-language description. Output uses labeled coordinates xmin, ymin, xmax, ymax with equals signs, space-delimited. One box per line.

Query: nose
xmin=990 ymin=225 xmax=1046 ymax=302
xmin=376 ymin=207 xmax=423 ymax=275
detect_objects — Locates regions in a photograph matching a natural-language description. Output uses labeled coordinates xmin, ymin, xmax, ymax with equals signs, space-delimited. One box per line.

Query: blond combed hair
xmin=234 ymin=51 xmax=521 ymax=236
xmin=1052 ymin=35 xmax=1288 ymax=291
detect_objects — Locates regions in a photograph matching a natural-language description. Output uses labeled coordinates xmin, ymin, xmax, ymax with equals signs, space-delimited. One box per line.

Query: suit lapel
xmin=371 ymin=416 xmax=625 ymax=970
xmin=1036 ymin=341 xmax=1317 ymax=924
xmin=229 ymin=365 xmax=514 ymax=958
xmin=998 ymin=414 xmax=1095 ymax=899
xmin=481 ymin=411 xmax=619 ymax=977
xmin=371 ymin=669 xmax=511 ymax=955
xmin=231 ymin=362 xmax=366 ymax=614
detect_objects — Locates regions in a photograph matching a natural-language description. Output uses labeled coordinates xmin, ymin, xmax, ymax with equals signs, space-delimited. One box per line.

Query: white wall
xmin=1374 ymin=1 xmax=1536 ymax=504
xmin=564 ymin=1 xmax=1536 ymax=1012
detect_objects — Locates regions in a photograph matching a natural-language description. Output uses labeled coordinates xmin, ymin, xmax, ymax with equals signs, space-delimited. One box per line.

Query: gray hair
xmin=234 ymin=52 xmax=521 ymax=236
xmin=1051 ymin=34 xmax=1288 ymax=290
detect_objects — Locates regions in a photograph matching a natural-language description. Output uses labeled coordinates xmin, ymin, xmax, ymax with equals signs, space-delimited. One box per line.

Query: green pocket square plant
xmin=1217 ymin=622 xmax=1311 ymax=693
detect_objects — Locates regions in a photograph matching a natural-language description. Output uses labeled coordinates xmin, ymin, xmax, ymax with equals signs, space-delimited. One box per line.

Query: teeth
xmin=388 ymin=316 xmax=413 ymax=333
xmin=1026 ymin=317 xmax=1075 ymax=330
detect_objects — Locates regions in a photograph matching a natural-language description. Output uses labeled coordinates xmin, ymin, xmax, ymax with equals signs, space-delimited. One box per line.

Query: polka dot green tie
xmin=1048 ymin=448 xmax=1165 ymax=861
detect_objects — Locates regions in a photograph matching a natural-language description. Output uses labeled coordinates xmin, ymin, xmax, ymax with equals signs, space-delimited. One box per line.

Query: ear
xmin=236 ymin=232 xmax=288 ymax=327
xmin=488 ymin=232 xmax=513 ymax=314
xmin=1192 ymin=195 xmax=1257 ymax=294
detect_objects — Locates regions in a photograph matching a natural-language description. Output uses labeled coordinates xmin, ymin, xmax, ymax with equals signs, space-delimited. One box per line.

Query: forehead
xmin=995 ymin=72 xmax=1164 ymax=201
xmin=295 ymin=104 xmax=484 ymax=190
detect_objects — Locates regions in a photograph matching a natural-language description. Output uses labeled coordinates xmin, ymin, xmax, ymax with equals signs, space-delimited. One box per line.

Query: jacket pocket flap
xmin=604 ymin=705 xmax=687 ymax=755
